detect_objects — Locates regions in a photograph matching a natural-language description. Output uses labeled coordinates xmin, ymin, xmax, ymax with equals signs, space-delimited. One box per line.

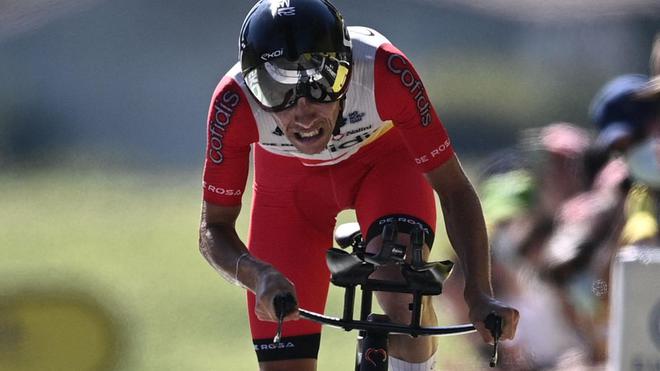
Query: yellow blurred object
xmin=620 ymin=184 xmax=658 ymax=244
xmin=0 ymin=292 xmax=118 ymax=371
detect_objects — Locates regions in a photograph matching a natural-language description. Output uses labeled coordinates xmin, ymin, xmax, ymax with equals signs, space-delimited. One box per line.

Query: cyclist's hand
xmin=466 ymin=292 xmax=519 ymax=344
xmin=254 ymin=267 xmax=300 ymax=322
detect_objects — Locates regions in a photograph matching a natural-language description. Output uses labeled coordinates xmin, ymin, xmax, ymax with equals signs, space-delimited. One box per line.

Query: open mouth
xmin=294 ymin=128 xmax=323 ymax=142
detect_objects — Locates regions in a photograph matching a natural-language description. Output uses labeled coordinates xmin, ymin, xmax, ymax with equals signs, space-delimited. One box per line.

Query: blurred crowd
xmin=442 ymin=34 xmax=660 ymax=370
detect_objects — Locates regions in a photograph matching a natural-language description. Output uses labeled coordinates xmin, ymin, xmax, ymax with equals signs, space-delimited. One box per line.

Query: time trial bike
xmin=273 ymin=222 xmax=502 ymax=371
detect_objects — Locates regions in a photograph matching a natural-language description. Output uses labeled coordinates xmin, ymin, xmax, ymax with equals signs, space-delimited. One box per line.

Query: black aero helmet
xmin=239 ymin=0 xmax=352 ymax=111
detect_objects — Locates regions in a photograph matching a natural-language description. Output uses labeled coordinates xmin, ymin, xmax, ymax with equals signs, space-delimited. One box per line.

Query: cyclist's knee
xmin=376 ymin=292 xmax=436 ymax=325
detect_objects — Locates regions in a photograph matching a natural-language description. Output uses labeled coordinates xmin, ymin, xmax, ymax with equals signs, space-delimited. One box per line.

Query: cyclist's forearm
xmin=199 ymin=222 xmax=271 ymax=292
xmin=439 ymin=185 xmax=493 ymax=301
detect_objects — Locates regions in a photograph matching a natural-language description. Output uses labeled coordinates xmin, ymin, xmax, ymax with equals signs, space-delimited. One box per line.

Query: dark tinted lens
xmin=244 ymin=53 xmax=350 ymax=111
xmin=307 ymin=82 xmax=331 ymax=102
xmin=244 ymin=68 xmax=297 ymax=111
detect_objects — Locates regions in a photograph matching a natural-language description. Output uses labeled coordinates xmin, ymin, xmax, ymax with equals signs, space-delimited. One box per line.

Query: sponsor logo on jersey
xmin=328 ymin=130 xmax=375 ymax=152
xmin=414 ymin=138 xmax=451 ymax=165
xmin=203 ymin=182 xmax=242 ymax=197
xmin=332 ymin=124 xmax=373 ymax=141
xmin=345 ymin=125 xmax=373 ymax=136
xmin=208 ymin=90 xmax=240 ymax=164
xmin=386 ymin=54 xmax=432 ymax=127
xmin=254 ymin=341 xmax=295 ymax=351
xmin=335 ymin=111 xmax=366 ymax=139
xmin=347 ymin=110 xmax=366 ymax=124
xmin=273 ymin=126 xmax=284 ymax=136
xmin=261 ymin=142 xmax=294 ymax=148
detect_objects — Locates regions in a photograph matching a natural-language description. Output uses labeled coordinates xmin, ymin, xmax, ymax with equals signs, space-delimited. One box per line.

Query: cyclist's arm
xmin=198 ymin=72 xmax=298 ymax=321
xmin=199 ymin=202 xmax=299 ymax=322
xmin=424 ymin=155 xmax=492 ymax=301
xmin=199 ymin=72 xmax=265 ymax=289
xmin=426 ymin=155 xmax=519 ymax=341
xmin=199 ymin=201 xmax=267 ymax=291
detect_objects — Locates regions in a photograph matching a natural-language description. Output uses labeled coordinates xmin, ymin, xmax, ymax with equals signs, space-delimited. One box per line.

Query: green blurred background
xmin=1 ymin=0 xmax=659 ymax=370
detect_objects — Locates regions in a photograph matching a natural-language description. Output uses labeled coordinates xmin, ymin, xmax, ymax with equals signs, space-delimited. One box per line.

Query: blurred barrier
xmin=0 ymin=288 xmax=120 ymax=371
xmin=608 ymin=246 xmax=660 ymax=371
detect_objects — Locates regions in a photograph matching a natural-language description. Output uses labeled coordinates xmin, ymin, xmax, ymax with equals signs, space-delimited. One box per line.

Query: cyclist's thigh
xmin=354 ymin=136 xmax=437 ymax=252
xmin=354 ymin=139 xmax=437 ymax=319
xmin=249 ymin=147 xmax=339 ymax=362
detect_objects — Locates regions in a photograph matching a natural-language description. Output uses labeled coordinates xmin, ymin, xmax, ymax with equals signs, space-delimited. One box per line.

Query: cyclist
xmin=198 ymin=1 xmax=519 ymax=370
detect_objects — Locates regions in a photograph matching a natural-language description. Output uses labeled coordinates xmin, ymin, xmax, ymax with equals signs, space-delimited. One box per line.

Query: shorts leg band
xmin=366 ymin=214 xmax=435 ymax=248
xmin=253 ymin=333 xmax=321 ymax=362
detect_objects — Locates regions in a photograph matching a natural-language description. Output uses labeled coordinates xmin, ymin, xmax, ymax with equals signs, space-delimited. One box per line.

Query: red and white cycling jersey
xmin=203 ymin=26 xmax=454 ymax=206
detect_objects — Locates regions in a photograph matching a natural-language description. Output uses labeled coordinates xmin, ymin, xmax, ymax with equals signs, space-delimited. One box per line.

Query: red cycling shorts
xmin=247 ymin=128 xmax=438 ymax=361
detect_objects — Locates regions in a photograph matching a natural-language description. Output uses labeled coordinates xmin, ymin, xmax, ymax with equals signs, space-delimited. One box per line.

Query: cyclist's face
xmin=273 ymin=98 xmax=340 ymax=155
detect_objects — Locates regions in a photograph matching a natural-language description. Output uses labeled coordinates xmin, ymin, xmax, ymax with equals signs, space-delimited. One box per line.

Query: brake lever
xmin=484 ymin=313 xmax=502 ymax=368
xmin=273 ymin=293 xmax=297 ymax=343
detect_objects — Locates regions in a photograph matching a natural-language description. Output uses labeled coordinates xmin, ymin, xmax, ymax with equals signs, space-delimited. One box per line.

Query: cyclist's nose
xmin=294 ymin=97 xmax=312 ymax=110
xmin=293 ymin=98 xmax=317 ymax=127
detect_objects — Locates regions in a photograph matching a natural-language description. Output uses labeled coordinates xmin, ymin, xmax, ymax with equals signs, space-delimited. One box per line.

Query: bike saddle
xmin=334 ymin=222 xmax=362 ymax=249
xmin=326 ymin=248 xmax=375 ymax=287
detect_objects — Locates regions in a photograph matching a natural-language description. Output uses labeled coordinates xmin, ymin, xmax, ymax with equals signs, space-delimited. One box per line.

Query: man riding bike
xmin=198 ymin=1 xmax=519 ymax=370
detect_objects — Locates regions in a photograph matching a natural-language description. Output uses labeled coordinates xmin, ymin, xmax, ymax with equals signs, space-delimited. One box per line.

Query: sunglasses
xmin=244 ymin=53 xmax=351 ymax=112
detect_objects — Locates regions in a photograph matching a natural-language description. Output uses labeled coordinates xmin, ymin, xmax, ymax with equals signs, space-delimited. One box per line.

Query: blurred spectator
xmin=538 ymin=156 xmax=629 ymax=365
xmin=619 ymin=32 xmax=660 ymax=246
xmin=589 ymin=74 xmax=657 ymax=153
xmin=555 ymin=35 xmax=660 ymax=366
xmin=475 ymin=144 xmax=588 ymax=370
xmin=636 ymin=32 xmax=660 ymax=102
xmin=518 ymin=123 xmax=592 ymax=266
xmin=589 ymin=52 xmax=660 ymax=247
xmin=478 ymin=121 xmax=634 ymax=369
xmin=533 ymin=123 xmax=591 ymax=214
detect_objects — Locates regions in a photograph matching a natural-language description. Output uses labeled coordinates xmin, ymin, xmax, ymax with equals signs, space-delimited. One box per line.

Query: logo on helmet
xmin=261 ymin=49 xmax=284 ymax=61
xmin=260 ymin=49 xmax=284 ymax=61
xmin=271 ymin=0 xmax=295 ymax=16
xmin=277 ymin=7 xmax=296 ymax=16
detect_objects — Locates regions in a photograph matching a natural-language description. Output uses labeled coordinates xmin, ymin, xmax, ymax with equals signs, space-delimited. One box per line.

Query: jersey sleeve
xmin=202 ymin=75 xmax=259 ymax=206
xmin=374 ymin=43 xmax=454 ymax=172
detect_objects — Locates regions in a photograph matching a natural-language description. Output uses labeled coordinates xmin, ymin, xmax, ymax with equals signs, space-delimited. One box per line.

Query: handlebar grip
xmin=484 ymin=313 xmax=502 ymax=340
xmin=273 ymin=293 xmax=297 ymax=319
xmin=484 ymin=313 xmax=502 ymax=367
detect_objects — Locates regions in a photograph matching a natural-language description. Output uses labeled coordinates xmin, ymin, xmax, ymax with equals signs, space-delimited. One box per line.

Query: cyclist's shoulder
xmin=349 ymin=27 xmax=415 ymax=75
xmin=348 ymin=26 xmax=390 ymax=47
xmin=214 ymin=62 xmax=247 ymax=93
xmin=210 ymin=63 xmax=256 ymax=114
xmin=348 ymin=26 xmax=395 ymax=61
xmin=207 ymin=62 xmax=259 ymax=142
